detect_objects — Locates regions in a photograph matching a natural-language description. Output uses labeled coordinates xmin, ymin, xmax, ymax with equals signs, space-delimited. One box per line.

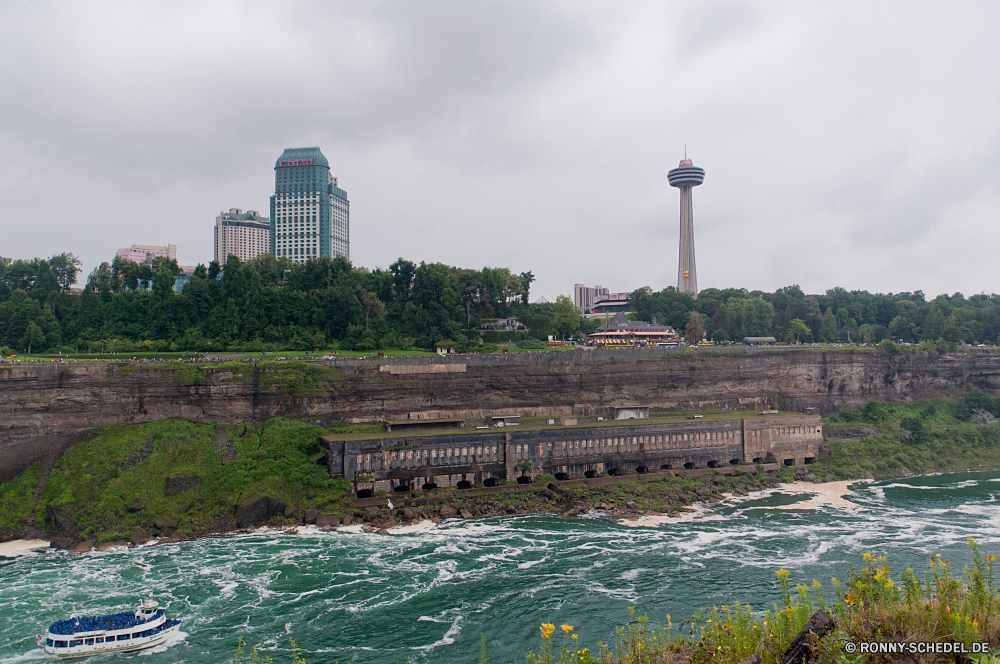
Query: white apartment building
xmin=214 ymin=208 xmax=271 ymax=263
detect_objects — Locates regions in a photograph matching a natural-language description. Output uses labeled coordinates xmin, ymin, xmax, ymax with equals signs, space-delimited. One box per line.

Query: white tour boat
xmin=38 ymin=599 xmax=181 ymax=658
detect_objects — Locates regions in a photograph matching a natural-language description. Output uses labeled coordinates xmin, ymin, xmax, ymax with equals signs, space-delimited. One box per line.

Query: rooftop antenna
xmin=684 ymin=144 xmax=687 ymax=160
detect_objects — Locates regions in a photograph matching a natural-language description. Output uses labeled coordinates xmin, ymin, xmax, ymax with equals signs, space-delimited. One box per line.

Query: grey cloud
xmin=2 ymin=1 xmax=999 ymax=301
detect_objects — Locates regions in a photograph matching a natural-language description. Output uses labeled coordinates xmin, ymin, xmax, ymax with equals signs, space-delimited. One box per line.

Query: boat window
xmin=45 ymin=638 xmax=53 ymax=646
xmin=96 ymin=637 xmax=104 ymax=643
xmin=54 ymin=640 xmax=67 ymax=648
xmin=70 ymin=639 xmax=83 ymax=646
xmin=118 ymin=634 xmax=130 ymax=641
xmin=85 ymin=638 xmax=95 ymax=645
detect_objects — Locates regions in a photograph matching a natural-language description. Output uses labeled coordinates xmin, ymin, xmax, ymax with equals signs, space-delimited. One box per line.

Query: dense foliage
xmin=631 ymin=284 xmax=1000 ymax=344
xmin=0 ymin=253 xmax=593 ymax=353
xmin=3 ymin=251 xmax=1000 ymax=352
xmin=15 ymin=417 xmax=351 ymax=543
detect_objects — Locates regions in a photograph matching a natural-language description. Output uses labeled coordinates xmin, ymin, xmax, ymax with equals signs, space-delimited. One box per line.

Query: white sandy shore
xmin=0 ymin=539 xmax=50 ymax=557
xmin=618 ymin=479 xmax=873 ymax=527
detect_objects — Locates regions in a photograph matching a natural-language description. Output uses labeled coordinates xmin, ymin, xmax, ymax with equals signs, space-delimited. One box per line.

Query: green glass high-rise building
xmin=269 ymin=147 xmax=350 ymax=263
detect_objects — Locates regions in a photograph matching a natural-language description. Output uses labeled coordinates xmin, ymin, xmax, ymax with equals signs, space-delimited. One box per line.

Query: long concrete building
xmin=323 ymin=413 xmax=823 ymax=496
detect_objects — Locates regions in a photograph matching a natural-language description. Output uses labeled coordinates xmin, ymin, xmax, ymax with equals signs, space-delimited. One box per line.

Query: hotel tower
xmin=269 ymin=147 xmax=350 ymax=263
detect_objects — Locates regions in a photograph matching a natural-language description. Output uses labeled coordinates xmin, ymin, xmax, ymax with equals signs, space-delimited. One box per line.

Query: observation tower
xmin=668 ymin=157 xmax=705 ymax=298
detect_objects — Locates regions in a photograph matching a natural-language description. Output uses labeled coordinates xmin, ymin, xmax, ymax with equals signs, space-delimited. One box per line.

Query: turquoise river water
xmin=2 ymin=471 xmax=999 ymax=663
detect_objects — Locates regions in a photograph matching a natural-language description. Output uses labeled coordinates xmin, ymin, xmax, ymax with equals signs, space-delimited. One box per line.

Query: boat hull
xmin=45 ymin=623 xmax=180 ymax=659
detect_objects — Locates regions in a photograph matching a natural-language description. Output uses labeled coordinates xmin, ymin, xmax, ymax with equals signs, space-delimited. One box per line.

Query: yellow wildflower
xmin=776 ymin=569 xmax=790 ymax=580
xmin=540 ymin=623 xmax=555 ymax=639
xmin=572 ymin=634 xmax=577 ymax=640
xmin=863 ymin=553 xmax=873 ymax=562
xmin=562 ymin=625 xmax=573 ymax=634
xmin=985 ymin=555 xmax=995 ymax=563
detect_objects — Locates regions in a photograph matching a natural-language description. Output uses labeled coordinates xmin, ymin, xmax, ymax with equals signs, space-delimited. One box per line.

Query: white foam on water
xmin=138 ymin=630 xmax=189 ymax=655
xmin=334 ymin=524 xmax=366 ymax=533
xmin=388 ymin=519 xmax=437 ymax=534
xmin=412 ymin=614 xmax=462 ymax=651
xmin=0 ymin=647 xmax=49 ymax=662
xmin=517 ymin=556 xmax=548 ymax=569
xmin=619 ymin=568 xmax=648 ymax=581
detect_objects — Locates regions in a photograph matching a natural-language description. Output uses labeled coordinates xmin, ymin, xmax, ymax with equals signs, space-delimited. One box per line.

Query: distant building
xmin=173 ymin=266 xmax=198 ymax=292
xmin=214 ymin=208 xmax=271 ymax=264
xmin=586 ymin=312 xmax=679 ymax=346
xmin=269 ymin=147 xmax=349 ymax=264
xmin=591 ymin=292 xmax=630 ymax=315
xmin=476 ymin=318 xmax=527 ymax=331
xmin=117 ymin=244 xmax=176 ymax=264
xmin=574 ymin=284 xmax=609 ymax=313
xmin=532 ymin=296 xmax=550 ymax=305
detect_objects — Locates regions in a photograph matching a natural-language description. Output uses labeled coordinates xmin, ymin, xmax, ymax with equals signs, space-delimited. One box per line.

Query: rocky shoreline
xmin=20 ymin=466 xmax=860 ymax=553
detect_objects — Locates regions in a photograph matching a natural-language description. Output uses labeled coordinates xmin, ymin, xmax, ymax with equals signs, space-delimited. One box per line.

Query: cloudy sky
xmin=2 ymin=1 xmax=998 ymax=301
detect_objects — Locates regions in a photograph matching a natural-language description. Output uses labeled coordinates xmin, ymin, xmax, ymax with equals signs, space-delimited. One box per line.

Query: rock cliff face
xmin=2 ymin=349 xmax=998 ymax=482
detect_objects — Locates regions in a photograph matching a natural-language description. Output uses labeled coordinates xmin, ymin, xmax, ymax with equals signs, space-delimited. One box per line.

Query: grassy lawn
xmin=4 ymin=349 xmax=441 ymax=362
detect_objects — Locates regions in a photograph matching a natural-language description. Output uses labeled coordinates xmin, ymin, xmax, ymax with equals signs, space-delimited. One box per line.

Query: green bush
xmin=877 ymin=339 xmax=900 ymax=354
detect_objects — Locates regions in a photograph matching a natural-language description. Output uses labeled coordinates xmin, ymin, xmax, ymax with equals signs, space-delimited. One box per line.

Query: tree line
xmin=0 ymin=253 xmax=588 ymax=354
xmin=2 ymin=252 xmax=998 ymax=354
xmin=629 ymin=284 xmax=1000 ymax=345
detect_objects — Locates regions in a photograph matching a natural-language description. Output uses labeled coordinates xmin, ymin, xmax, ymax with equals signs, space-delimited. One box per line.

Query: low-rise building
xmin=476 ymin=318 xmax=527 ymax=331
xmin=117 ymin=244 xmax=177 ymax=264
xmin=587 ymin=312 xmax=679 ymax=347
xmin=592 ymin=292 xmax=630 ymax=315
xmin=322 ymin=412 xmax=824 ymax=495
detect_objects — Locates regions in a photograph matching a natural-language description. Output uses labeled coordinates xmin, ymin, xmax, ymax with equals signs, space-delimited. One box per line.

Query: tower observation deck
xmin=668 ymin=158 xmax=705 ymax=298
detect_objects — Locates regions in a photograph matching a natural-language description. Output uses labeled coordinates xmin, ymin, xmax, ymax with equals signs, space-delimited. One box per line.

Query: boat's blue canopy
xmin=48 ymin=609 xmax=163 ymax=635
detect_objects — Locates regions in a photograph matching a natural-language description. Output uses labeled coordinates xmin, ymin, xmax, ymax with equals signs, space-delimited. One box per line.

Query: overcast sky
xmin=2 ymin=1 xmax=998 ymax=302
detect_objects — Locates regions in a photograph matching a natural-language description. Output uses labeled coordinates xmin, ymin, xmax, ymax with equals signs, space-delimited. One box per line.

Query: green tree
xmin=48 ymin=253 xmax=82 ymax=293
xmin=552 ymin=295 xmax=579 ymax=339
xmin=922 ymin=305 xmax=946 ymax=340
xmin=684 ymin=311 xmax=706 ymax=343
xmin=819 ymin=307 xmax=838 ymax=343
xmin=787 ymin=318 xmax=811 ymax=343
xmin=888 ymin=315 xmax=909 ymax=340
xmin=710 ymin=327 xmax=729 ymax=342
xmin=23 ymin=321 xmax=45 ymax=354
xmin=720 ymin=298 xmax=775 ymax=340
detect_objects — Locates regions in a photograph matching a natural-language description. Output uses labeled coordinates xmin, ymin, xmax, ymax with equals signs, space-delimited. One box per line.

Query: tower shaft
xmin=677 ymin=185 xmax=697 ymax=297
xmin=668 ymin=157 xmax=704 ymax=299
